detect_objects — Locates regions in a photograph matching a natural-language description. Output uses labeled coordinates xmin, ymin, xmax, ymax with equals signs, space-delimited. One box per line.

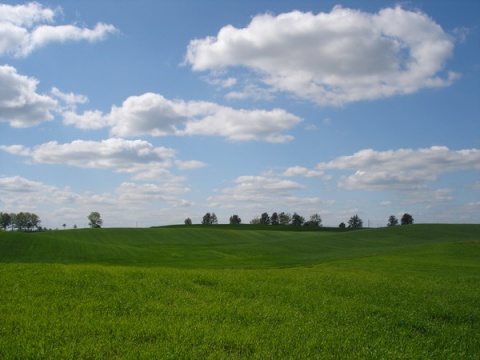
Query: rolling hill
xmin=1 ymin=224 xmax=478 ymax=268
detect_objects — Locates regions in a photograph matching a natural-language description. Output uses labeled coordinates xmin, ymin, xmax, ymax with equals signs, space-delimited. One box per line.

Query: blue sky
xmin=0 ymin=0 xmax=479 ymax=228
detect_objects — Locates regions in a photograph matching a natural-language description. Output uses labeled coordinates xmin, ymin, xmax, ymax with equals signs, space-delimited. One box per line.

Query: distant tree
xmin=339 ymin=222 xmax=346 ymax=229
xmin=88 ymin=212 xmax=103 ymax=228
xmin=202 ymin=212 xmax=218 ymax=225
xmin=250 ymin=216 xmax=261 ymax=225
xmin=184 ymin=218 xmax=192 ymax=225
xmin=305 ymin=213 xmax=322 ymax=227
xmin=348 ymin=215 xmax=363 ymax=229
xmin=291 ymin=212 xmax=305 ymax=226
xmin=387 ymin=215 xmax=398 ymax=227
xmin=229 ymin=215 xmax=241 ymax=225
xmin=63 ymin=224 xmax=66 ymax=230
xmin=278 ymin=212 xmax=292 ymax=226
xmin=0 ymin=212 xmax=12 ymax=231
xmin=73 ymin=224 xmax=77 ymax=229
xmin=401 ymin=213 xmax=414 ymax=225
xmin=271 ymin=212 xmax=279 ymax=225
xmin=9 ymin=213 xmax=16 ymax=231
xmin=260 ymin=212 xmax=270 ymax=225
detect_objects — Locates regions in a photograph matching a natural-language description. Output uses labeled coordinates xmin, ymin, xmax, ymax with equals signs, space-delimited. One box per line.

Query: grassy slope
xmin=1 ymin=224 xmax=479 ymax=358
xmin=0 ymin=224 xmax=478 ymax=268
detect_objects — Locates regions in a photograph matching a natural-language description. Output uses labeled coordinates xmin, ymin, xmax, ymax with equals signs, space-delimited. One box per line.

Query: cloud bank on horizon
xmin=0 ymin=1 xmax=478 ymax=227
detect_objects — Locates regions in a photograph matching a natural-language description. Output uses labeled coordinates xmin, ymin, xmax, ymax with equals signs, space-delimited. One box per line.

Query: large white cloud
xmin=185 ymin=6 xmax=458 ymax=105
xmin=64 ymin=92 xmax=302 ymax=143
xmin=315 ymin=146 xmax=480 ymax=191
xmin=0 ymin=65 xmax=57 ymax=127
xmin=207 ymin=175 xmax=331 ymax=217
xmin=0 ymin=2 xmax=117 ymax=57
xmin=0 ymin=138 xmax=205 ymax=182
xmin=0 ymin=175 xmax=194 ymax=227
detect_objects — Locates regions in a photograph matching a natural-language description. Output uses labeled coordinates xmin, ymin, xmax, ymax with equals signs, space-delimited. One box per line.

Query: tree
xmin=0 ymin=212 xmax=11 ymax=231
xmin=348 ymin=215 xmax=363 ymax=229
xmin=401 ymin=213 xmax=414 ymax=225
xmin=387 ymin=215 xmax=398 ymax=227
xmin=306 ymin=213 xmax=322 ymax=227
xmin=63 ymin=224 xmax=67 ymax=230
xmin=229 ymin=215 xmax=241 ymax=225
xmin=184 ymin=218 xmax=192 ymax=225
xmin=88 ymin=212 xmax=103 ymax=228
xmin=339 ymin=222 xmax=346 ymax=229
xmin=260 ymin=212 xmax=270 ymax=225
xmin=202 ymin=212 xmax=218 ymax=225
xmin=271 ymin=212 xmax=279 ymax=225
xmin=291 ymin=212 xmax=305 ymax=226
xmin=250 ymin=216 xmax=261 ymax=225
xmin=278 ymin=212 xmax=291 ymax=225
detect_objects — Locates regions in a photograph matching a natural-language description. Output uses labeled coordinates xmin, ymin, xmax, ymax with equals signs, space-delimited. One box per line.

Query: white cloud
xmin=51 ymin=87 xmax=88 ymax=106
xmin=207 ymin=175 xmax=331 ymax=217
xmin=0 ymin=139 xmax=204 ymax=182
xmin=280 ymin=166 xmax=324 ymax=178
xmin=0 ymin=2 xmax=117 ymax=57
xmin=0 ymin=175 xmax=80 ymax=208
xmin=65 ymin=92 xmax=302 ymax=143
xmin=0 ymin=175 xmax=193 ymax=227
xmin=316 ymin=146 xmax=480 ymax=191
xmin=185 ymin=6 xmax=458 ymax=105
xmin=175 ymin=160 xmax=207 ymax=170
xmin=116 ymin=182 xmax=193 ymax=207
xmin=0 ymin=65 xmax=57 ymax=127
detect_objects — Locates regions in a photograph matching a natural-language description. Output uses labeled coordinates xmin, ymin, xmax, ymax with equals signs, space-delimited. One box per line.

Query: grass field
xmin=1 ymin=224 xmax=479 ymax=358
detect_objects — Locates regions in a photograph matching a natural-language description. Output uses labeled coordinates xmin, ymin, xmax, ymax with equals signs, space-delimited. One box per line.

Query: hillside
xmin=1 ymin=224 xmax=478 ymax=268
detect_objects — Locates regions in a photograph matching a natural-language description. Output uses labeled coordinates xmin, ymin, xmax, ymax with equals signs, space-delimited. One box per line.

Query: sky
xmin=0 ymin=0 xmax=479 ymax=229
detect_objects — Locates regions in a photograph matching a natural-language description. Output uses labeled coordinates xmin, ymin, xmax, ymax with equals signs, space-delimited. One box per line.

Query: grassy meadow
xmin=0 ymin=224 xmax=479 ymax=358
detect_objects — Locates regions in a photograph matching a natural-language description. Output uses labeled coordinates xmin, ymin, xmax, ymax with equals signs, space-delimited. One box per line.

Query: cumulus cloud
xmin=185 ymin=6 xmax=458 ymax=105
xmin=0 ymin=138 xmax=203 ymax=182
xmin=116 ymin=182 xmax=193 ymax=207
xmin=316 ymin=146 xmax=480 ymax=191
xmin=207 ymin=175 xmax=331 ymax=215
xmin=0 ymin=175 xmax=80 ymax=208
xmin=280 ymin=166 xmax=324 ymax=178
xmin=0 ymin=175 xmax=193 ymax=227
xmin=0 ymin=2 xmax=117 ymax=57
xmin=64 ymin=92 xmax=302 ymax=143
xmin=0 ymin=65 xmax=57 ymax=127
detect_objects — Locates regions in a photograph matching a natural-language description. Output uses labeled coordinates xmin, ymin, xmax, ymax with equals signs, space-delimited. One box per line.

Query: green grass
xmin=0 ymin=224 xmax=479 ymax=358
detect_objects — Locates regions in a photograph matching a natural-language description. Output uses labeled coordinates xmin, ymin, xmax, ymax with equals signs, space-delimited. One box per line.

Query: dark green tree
xmin=306 ymin=213 xmax=322 ymax=227
xmin=260 ymin=212 xmax=270 ymax=225
xmin=88 ymin=212 xmax=103 ymax=228
xmin=348 ymin=215 xmax=363 ymax=229
xmin=401 ymin=213 xmax=414 ymax=225
xmin=0 ymin=212 xmax=12 ymax=231
xmin=229 ymin=214 xmax=241 ymax=224
xmin=291 ymin=212 xmax=305 ymax=226
xmin=202 ymin=212 xmax=218 ymax=225
xmin=271 ymin=212 xmax=279 ymax=225
xmin=278 ymin=212 xmax=291 ymax=225
xmin=339 ymin=222 xmax=346 ymax=229
xmin=387 ymin=215 xmax=398 ymax=227
xmin=184 ymin=218 xmax=192 ymax=225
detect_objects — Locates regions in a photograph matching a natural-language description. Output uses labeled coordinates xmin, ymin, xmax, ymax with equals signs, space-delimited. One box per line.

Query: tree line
xmin=0 ymin=211 xmax=104 ymax=231
xmin=0 ymin=212 xmax=41 ymax=231
xmin=186 ymin=212 xmax=414 ymax=228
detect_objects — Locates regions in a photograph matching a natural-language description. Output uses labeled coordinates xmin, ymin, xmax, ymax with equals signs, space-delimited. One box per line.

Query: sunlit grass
xmin=0 ymin=225 xmax=479 ymax=358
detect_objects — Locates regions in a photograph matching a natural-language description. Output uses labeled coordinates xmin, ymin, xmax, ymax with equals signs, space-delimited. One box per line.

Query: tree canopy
xmin=348 ymin=215 xmax=363 ymax=229
xmin=401 ymin=213 xmax=414 ymax=225
xmin=88 ymin=212 xmax=103 ymax=228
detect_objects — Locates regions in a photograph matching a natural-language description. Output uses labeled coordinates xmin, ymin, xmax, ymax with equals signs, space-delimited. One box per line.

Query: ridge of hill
xmin=0 ymin=224 xmax=478 ymax=268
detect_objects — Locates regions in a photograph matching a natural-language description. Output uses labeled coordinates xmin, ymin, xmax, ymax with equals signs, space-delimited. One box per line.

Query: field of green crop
xmin=1 ymin=224 xmax=479 ymax=359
